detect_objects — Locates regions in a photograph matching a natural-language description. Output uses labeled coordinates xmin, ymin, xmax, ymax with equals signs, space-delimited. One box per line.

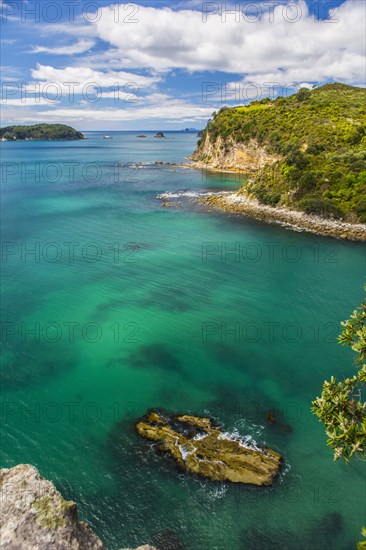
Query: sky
xmin=0 ymin=0 xmax=365 ymax=130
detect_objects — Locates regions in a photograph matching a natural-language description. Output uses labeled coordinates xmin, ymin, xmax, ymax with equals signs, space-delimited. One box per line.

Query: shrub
xmin=297 ymin=197 xmax=343 ymax=218
xmin=297 ymin=88 xmax=311 ymax=102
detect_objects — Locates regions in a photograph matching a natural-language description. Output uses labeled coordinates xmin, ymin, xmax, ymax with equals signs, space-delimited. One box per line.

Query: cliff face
xmin=0 ymin=464 xmax=156 ymax=550
xmin=191 ymin=133 xmax=281 ymax=172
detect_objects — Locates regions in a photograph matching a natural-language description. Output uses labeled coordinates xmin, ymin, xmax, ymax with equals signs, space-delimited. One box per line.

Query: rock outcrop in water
xmin=135 ymin=411 xmax=281 ymax=486
xmin=0 ymin=464 xmax=156 ymax=550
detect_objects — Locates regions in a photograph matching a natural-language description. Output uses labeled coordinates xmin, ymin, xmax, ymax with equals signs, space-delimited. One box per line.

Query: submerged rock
xmin=0 ymin=464 xmax=157 ymax=550
xmin=265 ymin=411 xmax=293 ymax=433
xmin=265 ymin=411 xmax=276 ymax=425
xmin=135 ymin=411 xmax=281 ymax=486
xmin=154 ymin=132 xmax=165 ymax=138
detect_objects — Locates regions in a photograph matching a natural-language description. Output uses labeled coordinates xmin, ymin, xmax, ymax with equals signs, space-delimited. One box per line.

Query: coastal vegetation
xmin=0 ymin=124 xmax=84 ymax=141
xmin=312 ymin=288 xmax=366 ymax=463
xmin=312 ymin=289 xmax=366 ymax=548
xmin=195 ymin=84 xmax=366 ymax=223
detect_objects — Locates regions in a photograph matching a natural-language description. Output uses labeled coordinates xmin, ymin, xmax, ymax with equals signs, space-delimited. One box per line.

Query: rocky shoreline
xmin=199 ymin=192 xmax=366 ymax=242
xmin=156 ymin=159 xmax=366 ymax=241
xmin=0 ymin=464 xmax=157 ymax=550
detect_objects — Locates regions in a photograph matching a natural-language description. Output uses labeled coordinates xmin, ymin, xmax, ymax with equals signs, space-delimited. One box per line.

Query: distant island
xmin=178 ymin=83 xmax=366 ymax=240
xmin=0 ymin=124 xmax=85 ymax=141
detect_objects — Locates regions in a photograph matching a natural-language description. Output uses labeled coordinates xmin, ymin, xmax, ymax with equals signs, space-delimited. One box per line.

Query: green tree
xmin=312 ymin=290 xmax=366 ymax=461
xmin=297 ymin=87 xmax=311 ymax=101
xmin=312 ymin=289 xmax=366 ymax=548
xmin=359 ymin=528 xmax=366 ymax=550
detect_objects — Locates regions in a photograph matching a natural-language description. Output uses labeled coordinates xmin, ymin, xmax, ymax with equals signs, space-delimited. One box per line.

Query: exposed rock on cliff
xmin=0 ymin=464 xmax=157 ymax=550
xmin=190 ymin=134 xmax=281 ymax=173
xmin=135 ymin=410 xmax=281 ymax=486
xmin=0 ymin=464 xmax=104 ymax=549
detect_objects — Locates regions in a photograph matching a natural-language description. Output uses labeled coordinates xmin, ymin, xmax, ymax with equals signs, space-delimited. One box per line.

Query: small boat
xmin=103 ymin=135 xmax=113 ymax=139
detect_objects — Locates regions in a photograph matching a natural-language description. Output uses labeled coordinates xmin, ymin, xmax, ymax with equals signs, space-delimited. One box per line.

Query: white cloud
xmin=0 ymin=65 xmax=24 ymax=80
xmin=0 ymin=38 xmax=17 ymax=45
xmin=90 ymin=1 xmax=365 ymax=84
xmin=0 ymin=96 xmax=213 ymax=123
xmin=1 ymin=98 xmax=56 ymax=106
xmin=34 ymin=106 xmax=210 ymax=122
xmin=30 ymin=63 xmax=161 ymax=91
xmin=31 ymin=40 xmax=95 ymax=55
xmin=42 ymin=22 xmax=96 ymax=39
xmin=101 ymin=91 xmax=139 ymax=102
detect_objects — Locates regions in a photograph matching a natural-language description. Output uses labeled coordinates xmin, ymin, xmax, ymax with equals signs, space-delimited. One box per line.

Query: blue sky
xmin=1 ymin=0 xmax=365 ymax=130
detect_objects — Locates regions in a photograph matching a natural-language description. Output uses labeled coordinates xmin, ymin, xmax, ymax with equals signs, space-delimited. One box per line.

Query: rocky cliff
xmin=190 ymin=133 xmax=281 ymax=173
xmin=0 ymin=464 xmax=156 ymax=550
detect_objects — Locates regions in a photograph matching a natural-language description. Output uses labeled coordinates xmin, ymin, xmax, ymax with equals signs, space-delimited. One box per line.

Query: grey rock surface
xmin=0 ymin=465 xmax=157 ymax=550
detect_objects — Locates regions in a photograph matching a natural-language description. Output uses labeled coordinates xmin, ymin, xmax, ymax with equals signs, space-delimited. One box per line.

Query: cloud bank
xmin=92 ymin=1 xmax=365 ymax=84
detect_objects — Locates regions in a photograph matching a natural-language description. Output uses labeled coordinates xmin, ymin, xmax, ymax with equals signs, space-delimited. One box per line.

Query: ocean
xmin=1 ymin=131 xmax=365 ymax=549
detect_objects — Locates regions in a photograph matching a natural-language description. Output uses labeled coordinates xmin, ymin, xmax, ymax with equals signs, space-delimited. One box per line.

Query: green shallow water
xmin=1 ymin=132 xmax=365 ymax=549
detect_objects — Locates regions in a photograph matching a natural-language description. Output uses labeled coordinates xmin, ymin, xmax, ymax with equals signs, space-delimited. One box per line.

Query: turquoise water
xmin=1 ymin=132 xmax=365 ymax=550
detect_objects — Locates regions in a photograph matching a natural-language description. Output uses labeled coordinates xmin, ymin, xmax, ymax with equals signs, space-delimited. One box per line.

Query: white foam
xmin=157 ymin=190 xmax=230 ymax=200
xmin=192 ymin=433 xmax=208 ymax=441
xmin=179 ymin=445 xmax=191 ymax=460
xmin=217 ymin=428 xmax=262 ymax=453
xmin=208 ymin=484 xmax=227 ymax=500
